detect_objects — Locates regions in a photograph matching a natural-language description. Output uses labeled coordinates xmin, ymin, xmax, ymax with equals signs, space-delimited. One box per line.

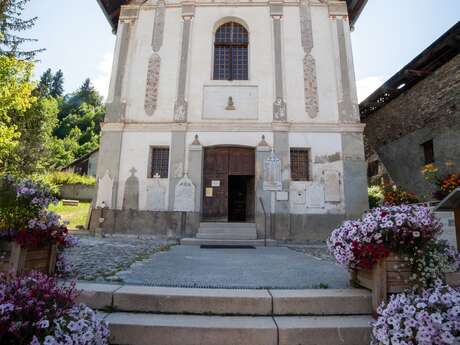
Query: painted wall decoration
xmin=144 ymin=54 xmax=161 ymax=116
xmin=300 ymin=0 xmax=319 ymax=118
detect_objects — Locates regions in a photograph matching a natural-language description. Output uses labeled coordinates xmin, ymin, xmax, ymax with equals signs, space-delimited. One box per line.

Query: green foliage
xmin=0 ymin=0 xmax=43 ymax=60
xmin=368 ymin=185 xmax=384 ymax=209
xmin=0 ymin=55 xmax=35 ymax=168
xmin=46 ymin=171 xmax=96 ymax=186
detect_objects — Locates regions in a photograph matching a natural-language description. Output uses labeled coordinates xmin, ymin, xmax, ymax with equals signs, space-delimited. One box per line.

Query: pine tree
xmin=0 ymin=0 xmax=43 ymax=60
xmin=50 ymin=69 xmax=64 ymax=97
xmin=37 ymin=68 xmax=53 ymax=97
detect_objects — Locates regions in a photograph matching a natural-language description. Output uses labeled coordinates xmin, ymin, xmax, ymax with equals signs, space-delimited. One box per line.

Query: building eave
xmin=98 ymin=0 xmax=367 ymax=32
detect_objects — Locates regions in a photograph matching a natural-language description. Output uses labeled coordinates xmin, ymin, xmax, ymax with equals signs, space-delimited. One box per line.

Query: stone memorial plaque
xmin=276 ymin=191 xmax=289 ymax=201
xmin=307 ymin=182 xmax=325 ymax=208
xmin=147 ymin=176 xmax=166 ymax=211
xmin=290 ymin=182 xmax=307 ymax=205
xmin=96 ymin=170 xmax=113 ymax=208
xmin=324 ymin=170 xmax=341 ymax=202
xmin=173 ymin=174 xmax=195 ymax=212
xmin=263 ymin=149 xmax=282 ymax=191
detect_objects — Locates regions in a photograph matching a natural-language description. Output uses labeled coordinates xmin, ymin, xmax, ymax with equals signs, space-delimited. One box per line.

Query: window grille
xmin=290 ymin=148 xmax=310 ymax=181
xmin=150 ymin=147 xmax=169 ymax=178
xmin=213 ymin=22 xmax=249 ymax=80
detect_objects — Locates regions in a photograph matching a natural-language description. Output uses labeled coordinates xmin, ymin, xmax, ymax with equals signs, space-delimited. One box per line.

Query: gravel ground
xmin=286 ymin=244 xmax=336 ymax=264
xmin=61 ymin=235 xmax=175 ymax=282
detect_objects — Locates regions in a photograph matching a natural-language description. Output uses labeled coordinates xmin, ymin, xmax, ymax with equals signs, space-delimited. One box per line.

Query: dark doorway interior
xmin=228 ymin=175 xmax=254 ymax=222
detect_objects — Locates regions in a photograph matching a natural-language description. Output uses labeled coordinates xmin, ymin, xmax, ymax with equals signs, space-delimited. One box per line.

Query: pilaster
xmin=255 ymin=136 xmax=272 ymax=239
xmin=270 ymin=3 xmax=287 ymax=122
xmin=174 ymin=4 xmax=195 ymax=123
xmin=188 ymin=135 xmax=204 ymax=213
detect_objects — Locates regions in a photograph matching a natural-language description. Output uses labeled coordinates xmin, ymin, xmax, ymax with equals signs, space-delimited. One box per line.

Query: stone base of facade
xmin=89 ymin=209 xmax=345 ymax=242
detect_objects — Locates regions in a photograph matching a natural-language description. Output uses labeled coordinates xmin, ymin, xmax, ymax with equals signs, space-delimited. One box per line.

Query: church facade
xmin=93 ymin=0 xmax=369 ymax=241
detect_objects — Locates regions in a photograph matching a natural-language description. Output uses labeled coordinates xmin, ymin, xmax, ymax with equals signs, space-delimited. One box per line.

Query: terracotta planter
xmin=0 ymin=241 xmax=57 ymax=275
xmin=351 ymin=253 xmax=460 ymax=314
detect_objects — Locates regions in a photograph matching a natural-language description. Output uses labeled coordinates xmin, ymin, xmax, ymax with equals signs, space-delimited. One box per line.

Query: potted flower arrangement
xmin=328 ymin=204 xmax=460 ymax=312
xmin=0 ymin=271 xmax=109 ymax=345
xmin=0 ymin=175 xmax=74 ymax=275
xmin=422 ymin=162 xmax=460 ymax=200
xmin=372 ymin=283 xmax=460 ymax=344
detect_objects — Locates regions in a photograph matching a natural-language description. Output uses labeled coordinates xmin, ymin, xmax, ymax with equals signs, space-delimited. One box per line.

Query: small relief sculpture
xmin=174 ymin=100 xmax=187 ymax=122
xmin=173 ymin=174 xmax=195 ymax=212
xmin=273 ymin=98 xmax=287 ymax=121
xmin=263 ymin=149 xmax=282 ymax=191
xmin=96 ymin=170 xmax=113 ymax=208
xmin=172 ymin=162 xmax=184 ymax=179
xmin=225 ymin=96 xmax=236 ymax=110
xmin=144 ymin=54 xmax=161 ymax=116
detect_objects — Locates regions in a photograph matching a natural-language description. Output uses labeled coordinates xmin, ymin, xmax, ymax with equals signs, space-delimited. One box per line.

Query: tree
xmin=37 ymin=68 xmax=53 ymax=97
xmin=0 ymin=55 xmax=35 ymax=168
xmin=50 ymin=69 xmax=64 ymax=97
xmin=0 ymin=0 xmax=43 ymax=60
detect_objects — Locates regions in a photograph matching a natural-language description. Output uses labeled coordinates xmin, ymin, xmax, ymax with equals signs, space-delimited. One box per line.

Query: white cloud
xmin=93 ymin=52 xmax=114 ymax=100
xmin=356 ymin=75 xmax=385 ymax=102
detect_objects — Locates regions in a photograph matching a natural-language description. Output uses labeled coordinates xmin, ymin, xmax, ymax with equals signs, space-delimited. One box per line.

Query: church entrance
xmin=202 ymin=146 xmax=255 ymax=222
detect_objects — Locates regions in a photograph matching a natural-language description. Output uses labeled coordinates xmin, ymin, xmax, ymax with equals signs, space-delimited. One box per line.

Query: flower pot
xmin=0 ymin=241 xmax=57 ymax=275
xmin=351 ymin=253 xmax=460 ymax=314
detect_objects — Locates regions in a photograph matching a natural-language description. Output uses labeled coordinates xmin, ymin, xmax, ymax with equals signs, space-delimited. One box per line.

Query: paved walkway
xmin=118 ymin=246 xmax=349 ymax=289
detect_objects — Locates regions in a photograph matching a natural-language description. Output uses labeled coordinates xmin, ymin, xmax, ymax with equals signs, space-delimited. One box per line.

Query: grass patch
xmin=49 ymin=201 xmax=91 ymax=230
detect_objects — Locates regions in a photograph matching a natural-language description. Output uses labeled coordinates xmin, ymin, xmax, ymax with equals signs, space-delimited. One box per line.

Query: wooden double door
xmin=202 ymin=147 xmax=255 ymax=222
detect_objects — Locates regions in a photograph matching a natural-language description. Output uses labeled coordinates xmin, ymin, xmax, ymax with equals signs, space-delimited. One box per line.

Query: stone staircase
xmin=77 ymin=282 xmax=374 ymax=345
xmin=181 ymin=222 xmax=274 ymax=246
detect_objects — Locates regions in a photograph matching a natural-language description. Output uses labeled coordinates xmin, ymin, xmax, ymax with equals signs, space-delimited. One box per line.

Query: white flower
xmin=412 ymin=231 xmax=420 ymax=238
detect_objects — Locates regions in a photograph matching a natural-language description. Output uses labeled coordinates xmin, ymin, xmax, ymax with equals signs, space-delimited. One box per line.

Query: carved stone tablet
xmin=147 ymin=176 xmax=166 ymax=211
xmin=307 ymin=182 xmax=325 ymax=208
xmin=173 ymin=174 xmax=195 ymax=212
xmin=96 ymin=170 xmax=113 ymax=208
xmin=324 ymin=170 xmax=341 ymax=202
xmin=263 ymin=149 xmax=282 ymax=191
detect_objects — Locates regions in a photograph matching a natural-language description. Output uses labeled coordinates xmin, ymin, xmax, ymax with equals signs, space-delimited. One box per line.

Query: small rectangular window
xmin=422 ymin=140 xmax=434 ymax=164
xmin=290 ymin=148 xmax=310 ymax=181
xmin=150 ymin=147 xmax=169 ymax=178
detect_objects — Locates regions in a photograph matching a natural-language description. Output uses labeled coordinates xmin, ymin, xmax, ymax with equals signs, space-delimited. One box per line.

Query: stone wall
xmin=363 ymin=54 xmax=460 ymax=197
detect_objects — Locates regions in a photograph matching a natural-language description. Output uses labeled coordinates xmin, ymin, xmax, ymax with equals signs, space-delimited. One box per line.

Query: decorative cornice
xmin=101 ymin=121 xmax=365 ymax=133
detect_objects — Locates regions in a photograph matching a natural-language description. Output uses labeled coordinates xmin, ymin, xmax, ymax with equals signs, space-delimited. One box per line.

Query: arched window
xmin=213 ymin=22 xmax=248 ymax=80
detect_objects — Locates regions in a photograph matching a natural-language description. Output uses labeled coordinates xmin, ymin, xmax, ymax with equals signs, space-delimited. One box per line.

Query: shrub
xmin=372 ymin=284 xmax=460 ymax=345
xmin=0 ymin=271 xmax=109 ymax=345
xmin=368 ymin=185 xmax=384 ymax=209
xmin=47 ymin=171 xmax=96 ymax=186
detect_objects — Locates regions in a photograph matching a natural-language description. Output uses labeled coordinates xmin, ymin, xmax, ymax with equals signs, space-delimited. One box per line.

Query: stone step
xmin=104 ymin=312 xmax=373 ymax=345
xmin=198 ymin=227 xmax=257 ymax=234
xmin=199 ymin=222 xmax=257 ymax=229
xmin=196 ymin=233 xmax=257 ymax=240
xmin=180 ymin=238 xmax=275 ymax=247
xmin=76 ymin=283 xmax=372 ymax=316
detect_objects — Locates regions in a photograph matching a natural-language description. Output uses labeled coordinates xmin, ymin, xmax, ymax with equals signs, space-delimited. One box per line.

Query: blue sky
xmin=23 ymin=0 xmax=460 ymax=101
